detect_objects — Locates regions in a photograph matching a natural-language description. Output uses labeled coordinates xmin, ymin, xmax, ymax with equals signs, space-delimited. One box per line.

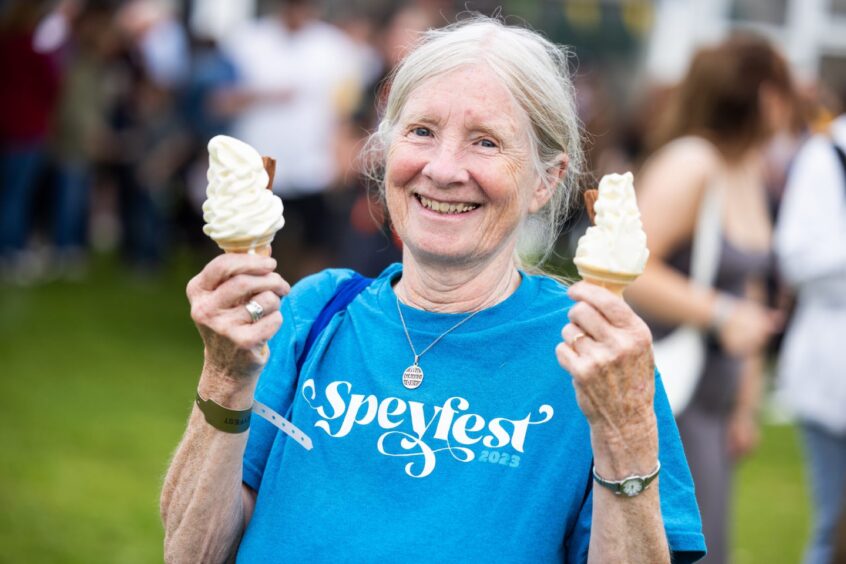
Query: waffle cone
xmin=218 ymin=235 xmax=274 ymax=256
xmin=220 ymin=243 xmax=273 ymax=256
xmin=575 ymin=263 xmax=639 ymax=296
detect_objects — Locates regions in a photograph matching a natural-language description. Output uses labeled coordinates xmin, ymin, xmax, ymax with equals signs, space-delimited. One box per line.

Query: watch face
xmin=622 ymin=479 xmax=644 ymax=497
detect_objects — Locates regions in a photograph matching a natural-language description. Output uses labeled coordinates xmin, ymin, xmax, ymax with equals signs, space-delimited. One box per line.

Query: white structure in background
xmin=190 ymin=0 xmax=256 ymax=41
xmin=645 ymin=0 xmax=846 ymax=87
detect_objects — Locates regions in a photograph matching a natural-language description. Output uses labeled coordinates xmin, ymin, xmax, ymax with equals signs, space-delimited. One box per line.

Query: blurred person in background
xmin=49 ymin=1 xmax=118 ymax=279
xmin=216 ymin=0 xmax=364 ymax=282
xmin=337 ymin=3 xmax=435 ymax=277
xmin=177 ymin=31 xmax=239 ymax=254
xmin=0 ymin=0 xmax=61 ymax=282
xmin=100 ymin=0 xmax=191 ymax=273
xmin=774 ymin=105 xmax=846 ymax=564
xmin=626 ymin=35 xmax=797 ymax=564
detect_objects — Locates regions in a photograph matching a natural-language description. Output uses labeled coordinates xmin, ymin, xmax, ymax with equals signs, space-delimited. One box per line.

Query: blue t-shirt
xmin=238 ymin=264 xmax=706 ymax=562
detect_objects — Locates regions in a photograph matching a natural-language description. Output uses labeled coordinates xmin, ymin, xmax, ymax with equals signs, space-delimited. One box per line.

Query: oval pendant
xmin=402 ymin=365 xmax=424 ymax=389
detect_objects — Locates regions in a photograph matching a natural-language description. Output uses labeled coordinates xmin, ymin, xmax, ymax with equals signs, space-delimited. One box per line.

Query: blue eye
xmin=478 ymin=138 xmax=497 ymax=149
xmin=412 ymin=127 xmax=431 ymax=137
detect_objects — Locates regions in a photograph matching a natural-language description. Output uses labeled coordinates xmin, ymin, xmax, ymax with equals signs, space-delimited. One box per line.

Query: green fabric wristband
xmin=195 ymin=392 xmax=252 ymax=433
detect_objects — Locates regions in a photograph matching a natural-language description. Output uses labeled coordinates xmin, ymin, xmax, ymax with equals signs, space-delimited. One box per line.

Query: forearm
xmin=589 ymin=483 xmax=669 ymax=563
xmin=627 ymin=261 xmax=718 ymax=329
xmin=734 ymin=280 xmax=767 ymax=414
xmin=734 ymin=354 xmax=764 ymax=415
xmin=588 ymin=419 xmax=670 ymax=563
xmin=160 ymin=369 xmax=257 ymax=564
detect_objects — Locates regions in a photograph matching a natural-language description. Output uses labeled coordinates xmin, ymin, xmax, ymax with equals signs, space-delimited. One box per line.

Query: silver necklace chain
xmin=395 ymin=294 xmax=482 ymax=389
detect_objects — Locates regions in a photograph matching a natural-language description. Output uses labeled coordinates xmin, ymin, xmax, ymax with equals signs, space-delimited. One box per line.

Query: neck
xmin=396 ymin=249 xmax=522 ymax=313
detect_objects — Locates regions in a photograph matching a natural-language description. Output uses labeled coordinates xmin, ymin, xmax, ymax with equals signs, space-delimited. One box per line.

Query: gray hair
xmin=362 ymin=15 xmax=584 ymax=271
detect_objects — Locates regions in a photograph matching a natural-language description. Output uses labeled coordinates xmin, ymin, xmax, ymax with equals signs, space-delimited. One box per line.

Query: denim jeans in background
xmin=53 ymin=162 xmax=89 ymax=252
xmin=801 ymin=422 xmax=846 ymax=564
xmin=0 ymin=145 xmax=44 ymax=256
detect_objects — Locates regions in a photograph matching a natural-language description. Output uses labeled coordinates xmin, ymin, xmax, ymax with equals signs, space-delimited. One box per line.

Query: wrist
xmin=590 ymin=416 xmax=658 ymax=478
xmin=732 ymin=405 xmax=759 ymax=422
xmin=709 ymin=293 xmax=737 ymax=334
xmin=198 ymin=364 xmax=258 ymax=411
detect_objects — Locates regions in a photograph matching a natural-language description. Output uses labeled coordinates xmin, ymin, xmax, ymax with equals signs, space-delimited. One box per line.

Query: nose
xmin=421 ymin=143 xmax=470 ymax=187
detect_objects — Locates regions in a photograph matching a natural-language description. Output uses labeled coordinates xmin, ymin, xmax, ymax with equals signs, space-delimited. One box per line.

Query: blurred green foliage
xmin=0 ymin=256 xmax=809 ymax=563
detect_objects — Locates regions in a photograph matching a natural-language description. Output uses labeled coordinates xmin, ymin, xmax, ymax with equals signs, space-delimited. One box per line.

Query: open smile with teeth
xmin=415 ymin=193 xmax=480 ymax=215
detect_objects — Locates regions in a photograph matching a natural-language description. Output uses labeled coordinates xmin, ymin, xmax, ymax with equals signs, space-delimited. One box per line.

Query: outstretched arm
xmin=160 ymin=254 xmax=288 ymax=563
xmin=557 ymin=282 xmax=670 ymax=564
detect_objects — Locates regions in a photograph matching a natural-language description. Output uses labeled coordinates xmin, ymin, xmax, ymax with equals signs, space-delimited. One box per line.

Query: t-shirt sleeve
xmin=564 ymin=370 xmax=706 ymax=563
xmin=242 ymin=268 xmax=356 ymax=491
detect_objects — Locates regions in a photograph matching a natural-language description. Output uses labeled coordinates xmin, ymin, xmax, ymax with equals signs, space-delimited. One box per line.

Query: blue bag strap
xmin=296 ymin=273 xmax=373 ymax=373
xmin=252 ymin=273 xmax=372 ymax=451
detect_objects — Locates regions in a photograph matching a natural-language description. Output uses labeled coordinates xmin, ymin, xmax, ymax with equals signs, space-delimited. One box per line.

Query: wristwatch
xmin=592 ymin=462 xmax=661 ymax=497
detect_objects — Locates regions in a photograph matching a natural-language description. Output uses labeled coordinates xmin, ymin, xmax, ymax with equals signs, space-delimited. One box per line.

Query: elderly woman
xmin=161 ymin=18 xmax=705 ymax=563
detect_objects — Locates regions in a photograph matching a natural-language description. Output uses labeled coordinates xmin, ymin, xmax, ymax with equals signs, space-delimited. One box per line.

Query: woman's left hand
xmin=556 ymin=281 xmax=658 ymax=468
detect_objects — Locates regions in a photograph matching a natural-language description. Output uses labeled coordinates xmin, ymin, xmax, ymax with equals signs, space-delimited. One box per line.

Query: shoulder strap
xmin=296 ymin=273 xmax=374 ymax=372
xmin=252 ymin=272 xmax=374 ymax=451
xmin=689 ymin=181 xmax=723 ymax=288
xmin=832 ymin=143 xmax=846 ymax=193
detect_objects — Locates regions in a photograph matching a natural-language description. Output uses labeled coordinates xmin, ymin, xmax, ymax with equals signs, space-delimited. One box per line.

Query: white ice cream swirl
xmin=574 ymin=172 xmax=649 ymax=274
xmin=202 ymin=135 xmax=285 ymax=248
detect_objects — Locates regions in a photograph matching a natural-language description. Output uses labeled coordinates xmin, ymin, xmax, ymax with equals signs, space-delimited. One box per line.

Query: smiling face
xmin=385 ymin=64 xmax=553 ymax=268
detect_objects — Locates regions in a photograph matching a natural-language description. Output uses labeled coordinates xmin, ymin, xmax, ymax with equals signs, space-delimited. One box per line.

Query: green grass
xmin=734 ymin=423 xmax=810 ymax=564
xmin=0 ymin=255 xmax=811 ymax=563
xmin=0 ymin=256 xmax=203 ymax=564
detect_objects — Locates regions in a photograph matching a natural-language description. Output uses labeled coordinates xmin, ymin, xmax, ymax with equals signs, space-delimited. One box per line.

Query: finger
xmin=567 ymin=301 xmax=612 ymax=342
xmin=236 ymin=290 xmax=282 ymax=324
xmin=229 ymin=310 xmax=284 ymax=349
xmin=213 ymin=272 xmax=289 ymax=309
xmin=555 ymin=341 xmax=585 ymax=375
xmin=568 ymin=281 xmax=633 ymax=327
xmin=197 ymin=254 xmax=278 ymax=291
xmin=561 ymin=323 xmax=590 ymax=349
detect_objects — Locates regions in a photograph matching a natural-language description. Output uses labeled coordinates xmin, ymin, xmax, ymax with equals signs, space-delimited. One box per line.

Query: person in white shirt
xmin=217 ymin=0 xmax=364 ymax=280
xmin=775 ymin=113 xmax=846 ymax=564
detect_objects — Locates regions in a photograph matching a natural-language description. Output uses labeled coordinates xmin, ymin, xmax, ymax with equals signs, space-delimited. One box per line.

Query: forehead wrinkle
xmin=461 ymin=109 xmax=522 ymax=141
xmin=399 ymin=102 xmax=453 ymax=128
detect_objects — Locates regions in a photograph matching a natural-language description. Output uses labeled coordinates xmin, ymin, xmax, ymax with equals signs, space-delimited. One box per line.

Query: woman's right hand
xmin=717 ymin=298 xmax=783 ymax=357
xmin=186 ymin=254 xmax=290 ymax=384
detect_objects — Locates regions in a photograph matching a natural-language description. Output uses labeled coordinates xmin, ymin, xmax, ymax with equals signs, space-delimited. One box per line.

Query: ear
xmin=528 ymin=153 xmax=569 ymax=214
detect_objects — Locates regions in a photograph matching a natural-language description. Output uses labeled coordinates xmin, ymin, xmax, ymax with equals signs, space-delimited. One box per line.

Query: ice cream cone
xmin=206 ymin=152 xmax=279 ymax=359
xmin=575 ymin=262 xmax=639 ymax=296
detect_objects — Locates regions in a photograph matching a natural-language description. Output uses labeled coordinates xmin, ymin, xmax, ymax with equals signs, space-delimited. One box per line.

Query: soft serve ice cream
xmin=202 ymin=135 xmax=285 ymax=254
xmin=574 ymin=172 xmax=649 ymax=293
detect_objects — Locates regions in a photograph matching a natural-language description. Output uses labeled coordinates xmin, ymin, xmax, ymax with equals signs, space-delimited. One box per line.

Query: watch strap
xmin=592 ymin=461 xmax=661 ymax=497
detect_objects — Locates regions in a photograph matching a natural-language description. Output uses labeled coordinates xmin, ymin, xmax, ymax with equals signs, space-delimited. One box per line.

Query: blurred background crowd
xmin=6 ymin=0 xmax=843 ymax=285
xmin=2 ymin=0 xmax=846 ymax=562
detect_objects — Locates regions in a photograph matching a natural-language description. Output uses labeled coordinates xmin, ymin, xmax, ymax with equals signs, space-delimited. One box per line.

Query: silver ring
xmin=245 ymin=300 xmax=264 ymax=323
